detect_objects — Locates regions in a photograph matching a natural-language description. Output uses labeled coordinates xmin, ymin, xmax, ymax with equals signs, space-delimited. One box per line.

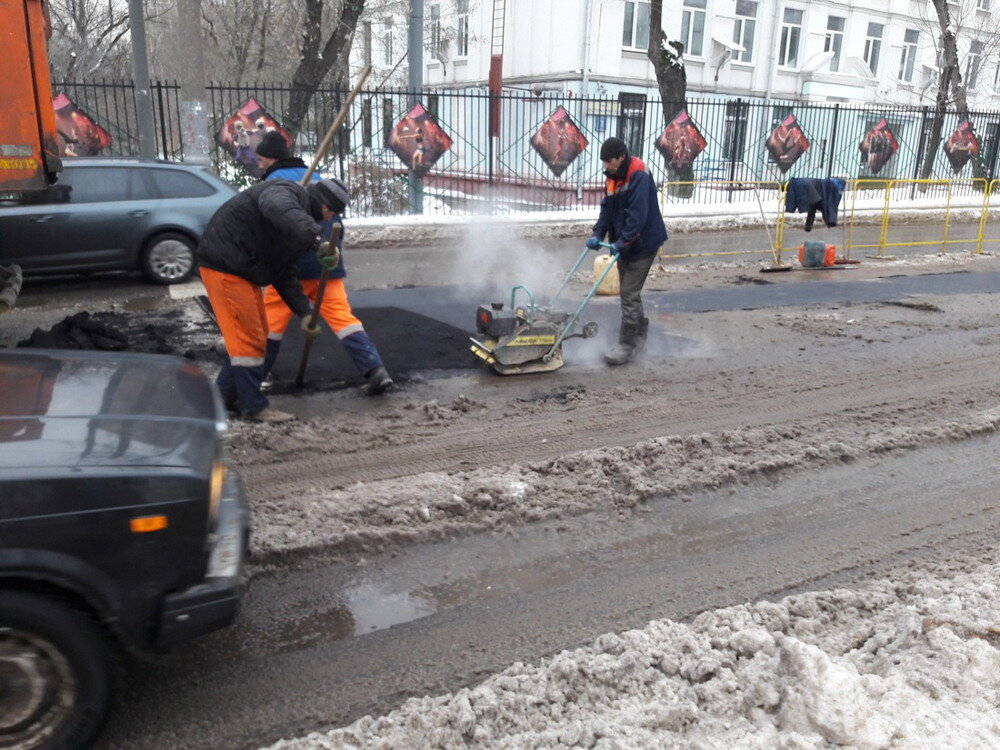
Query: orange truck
xmin=1 ymin=0 xmax=62 ymax=193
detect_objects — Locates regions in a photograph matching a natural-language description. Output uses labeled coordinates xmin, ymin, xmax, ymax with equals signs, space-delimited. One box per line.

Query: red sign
xmin=859 ymin=119 xmax=899 ymax=175
xmin=655 ymin=110 xmax=707 ymax=172
xmin=943 ymin=120 xmax=980 ymax=174
xmin=388 ymin=103 xmax=453 ymax=178
xmin=215 ymin=98 xmax=291 ymax=177
xmin=52 ymin=93 xmax=111 ymax=157
xmin=765 ymin=114 xmax=810 ymax=174
xmin=530 ymin=106 xmax=589 ymax=177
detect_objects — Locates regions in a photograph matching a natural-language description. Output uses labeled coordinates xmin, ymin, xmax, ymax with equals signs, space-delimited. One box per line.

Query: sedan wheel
xmin=0 ymin=592 xmax=112 ymax=750
xmin=142 ymin=232 xmax=196 ymax=284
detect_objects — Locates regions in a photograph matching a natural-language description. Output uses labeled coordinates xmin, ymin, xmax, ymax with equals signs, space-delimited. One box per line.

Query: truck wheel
xmin=141 ymin=232 xmax=196 ymax=284
xmin=0 ymin=591 xmax=113 ymax=750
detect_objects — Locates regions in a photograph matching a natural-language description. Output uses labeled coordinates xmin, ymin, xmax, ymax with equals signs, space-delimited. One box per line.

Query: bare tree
xmin=284 ymin=0 xmax=368 ymax=135
xmin=47 ymin=0 xmax=135 ymax=78
xmin=914 ymin=0 xmax=1000 ymax=181
xmin=646 ymin=0 xmax=690 ymax=190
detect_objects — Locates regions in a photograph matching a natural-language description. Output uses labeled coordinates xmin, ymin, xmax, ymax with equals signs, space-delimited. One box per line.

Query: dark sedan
xmin=0 ymin=158 xmax=236 ymax=284
xmin=0 ymin=348 xmax=248 ymax=749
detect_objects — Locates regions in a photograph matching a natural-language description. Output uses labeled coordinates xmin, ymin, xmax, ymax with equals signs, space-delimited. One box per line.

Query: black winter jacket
xmin=197 ymin=179 xmax=319 ymax=317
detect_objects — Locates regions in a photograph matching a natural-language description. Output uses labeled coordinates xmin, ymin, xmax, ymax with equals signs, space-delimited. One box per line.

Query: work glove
xmin=316 ymin=241 xmax=341 ymax=270
xmin=610 ymin=241 xmax=625 ymax=256
xmin=301 ymin=316 xmax=321 ymax=339
xmin=585 ymin=236 xmax=601 ymax=251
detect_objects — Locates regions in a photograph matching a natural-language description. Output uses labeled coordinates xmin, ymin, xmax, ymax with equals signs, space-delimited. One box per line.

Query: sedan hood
xmin=0 ymin=349 xmax=224 ymax=474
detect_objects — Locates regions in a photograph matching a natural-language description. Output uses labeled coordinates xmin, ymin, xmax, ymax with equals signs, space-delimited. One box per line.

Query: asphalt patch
xmin=269 ymin=306 xmax=476 ymax=391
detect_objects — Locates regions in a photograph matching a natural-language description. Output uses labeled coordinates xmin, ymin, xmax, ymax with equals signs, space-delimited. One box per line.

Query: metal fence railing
xmin=50 ymin=79 xmax=1000 ymax=219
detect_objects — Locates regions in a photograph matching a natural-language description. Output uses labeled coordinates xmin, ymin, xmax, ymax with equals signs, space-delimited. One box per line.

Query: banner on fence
xmin=388 ymin=103 xmax=453 ymax=178
xmin=52 ymin=93 xmax=110 ymax=157
xmin=943 ymin=120 xmax=980 ymax=174
xmin=530 ymin=106 xmax=588 ymax=178
xmin=859 ymin=118 xmax=899 ymax=175
xmin=766 ymin=114 xmax=810 ymax=174
xmin=655 ymin=110 xmax=707 ymax=172
xmin=215 ymin=98 xmax=291 ymax=177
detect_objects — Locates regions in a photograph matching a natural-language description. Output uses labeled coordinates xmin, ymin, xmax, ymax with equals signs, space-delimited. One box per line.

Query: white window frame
xmin=778 ymin=8 xmax=803 ymax=68
xmin=681 ymin=0 xmax=708 ymax=58
xmin=899 ymin=29 xmax=919 ymax=83
xmin=456 ymin=0 xmax=469 ymax=58
xmin=382 ymin=18 xmax=393 ymax=66
xmin=967 ymin=40 xmax=984 ymax=88
xmin=622 ymin=0 xmax=650 ymax=51
xmin=429 ymin=4 xmax=442 ymax=60
xmin=732 ymin=0 xmax=756 ymax=63
xmin=824 ymin=16 xmax=845 ymax=73
xmin=864 ymin=22 xmax=883 ymax=76
xmin=978 ymin=0 xmax=991 ymax=11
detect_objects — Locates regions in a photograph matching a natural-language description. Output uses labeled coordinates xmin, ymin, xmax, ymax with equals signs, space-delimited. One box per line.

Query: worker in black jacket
xmin=197 ymin=178 xmax=340 ymax=422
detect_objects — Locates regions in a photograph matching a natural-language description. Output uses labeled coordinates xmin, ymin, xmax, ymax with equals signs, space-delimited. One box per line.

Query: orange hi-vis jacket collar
xmin=605 ymin=156 xmax=647 ymax=196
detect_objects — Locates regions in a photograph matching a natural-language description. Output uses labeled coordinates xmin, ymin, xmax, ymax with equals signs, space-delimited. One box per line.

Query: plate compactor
xmin=470 ymin=242 xmax=619 ymax=375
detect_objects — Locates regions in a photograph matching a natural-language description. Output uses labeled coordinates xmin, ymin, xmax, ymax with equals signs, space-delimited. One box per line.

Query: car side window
xmin=58 ymin=167 xmax=153 ymax=203
xmin=147 ymin=169 xmax=216 ymax=198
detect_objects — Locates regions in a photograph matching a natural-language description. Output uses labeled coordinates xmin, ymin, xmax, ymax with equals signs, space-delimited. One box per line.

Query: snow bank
xmin=263 ymin=560 xmax=1000 ymax=749
xmin=346 ymin=194 xmax=996 ymax=248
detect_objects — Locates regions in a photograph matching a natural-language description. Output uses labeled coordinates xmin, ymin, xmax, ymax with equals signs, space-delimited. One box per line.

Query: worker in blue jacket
xmin=254 ymin=131 xmax=393 ymax=395
xmin=587 ymin=137 xmax=668 ymax=366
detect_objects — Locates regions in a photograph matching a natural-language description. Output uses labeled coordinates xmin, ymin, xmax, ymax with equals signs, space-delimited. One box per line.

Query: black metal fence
xmin=52 ymin=78 xmax=1000 ymax=217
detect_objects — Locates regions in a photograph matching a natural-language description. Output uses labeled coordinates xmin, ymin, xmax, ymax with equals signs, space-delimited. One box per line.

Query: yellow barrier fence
xmin=654 ymin=178 xmax=996 ymax=265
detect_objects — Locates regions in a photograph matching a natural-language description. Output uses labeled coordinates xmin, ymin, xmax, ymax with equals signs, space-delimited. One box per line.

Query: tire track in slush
xmin=242 ymin=351 xmax=1000 ymax=501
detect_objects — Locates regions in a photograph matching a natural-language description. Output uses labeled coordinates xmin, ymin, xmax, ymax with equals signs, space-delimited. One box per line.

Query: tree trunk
xmin=921 ymin=0 xmax=983 ymax=186
xmin=285 ymin=0 xmax=366 ymax=137
xmin=646 ymin=0 xmax=691 ymax=195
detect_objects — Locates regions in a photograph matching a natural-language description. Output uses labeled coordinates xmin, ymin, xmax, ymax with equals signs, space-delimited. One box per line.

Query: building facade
xmin=418 ymin=0 xmax=1000 ymax=109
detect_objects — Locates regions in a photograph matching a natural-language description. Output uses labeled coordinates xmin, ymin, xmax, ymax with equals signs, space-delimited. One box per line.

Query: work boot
xmin=634 ymin=317 xmax=650 ymax=351
xmin=245 ymin=406 xmax=295 ymax=423
xmin=605 ymin=323 xmax=638 ymax=366
xmin=363 ymin=366 xmax=394 ymax=396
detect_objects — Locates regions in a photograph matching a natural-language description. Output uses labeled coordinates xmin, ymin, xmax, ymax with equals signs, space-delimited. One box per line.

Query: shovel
xmin=292 ymin=65 xmax=371 ymax=387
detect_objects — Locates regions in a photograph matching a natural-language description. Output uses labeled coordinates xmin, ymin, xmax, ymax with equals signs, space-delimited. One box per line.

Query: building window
xmin=824 ymin=16 xmax=844 ymax=73
xmin=622 ymin=0 xmax=650 ymax=50
xmin=864 ymin=22 xmax=883 ymax=75
xmin=899 ymin=29 xmax=919 ymax=82
xmin=681 ymin=0 xmax=707 ymax=57
xmin=382 ymin=19 xmax=393 ymax=65
xmin=978 ymin=0 xmax=991 ymax=10
xmin=732 ymin=1 xmax=756 ymax=63
xmin=778 ymin=8 xmax=803 ymax=68
xmin=456 ymin=0 xmax=469 ymax=57
xmin=617 ymin=94 xmax=646 ymax=158
xmin=967 ymin=40 xmax=984 ymax=87
xmin=429 ymin=4 xmax=442 ymax=59
xmin=723 ymin=100 xmax=749 ymax=161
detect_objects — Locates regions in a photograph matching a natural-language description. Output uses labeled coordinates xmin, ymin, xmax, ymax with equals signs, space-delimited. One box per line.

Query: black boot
xmin=364 ymin=366 xmax=394 ymax=395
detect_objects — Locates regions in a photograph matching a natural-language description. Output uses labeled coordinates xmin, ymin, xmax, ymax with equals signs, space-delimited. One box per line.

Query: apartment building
xmin=412 ymin=0 xmax=999 ymax=108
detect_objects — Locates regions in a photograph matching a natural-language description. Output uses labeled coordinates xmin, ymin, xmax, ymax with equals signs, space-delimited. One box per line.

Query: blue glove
xmin=610 ymin=241 xmax=625 ymax=256
xmin=586 ymin=236 xmax=601 ymax=250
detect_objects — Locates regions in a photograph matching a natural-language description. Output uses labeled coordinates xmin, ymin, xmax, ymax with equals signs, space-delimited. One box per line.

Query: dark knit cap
xmin=599 ymin=136 xmax=628 ymax=161
xmin=255 ymin=130 xmax=291 ymax=160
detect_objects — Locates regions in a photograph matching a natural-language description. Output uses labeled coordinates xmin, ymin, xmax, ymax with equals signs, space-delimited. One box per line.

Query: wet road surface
xmin=96 ymin=434 xmax=1000 ymax=749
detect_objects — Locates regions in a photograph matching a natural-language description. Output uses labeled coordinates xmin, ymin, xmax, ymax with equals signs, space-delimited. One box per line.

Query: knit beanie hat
xmin=255 ymin=130 xmax=291 ymax=160
xmin=599 ymin=136 xmax=628 ymax=161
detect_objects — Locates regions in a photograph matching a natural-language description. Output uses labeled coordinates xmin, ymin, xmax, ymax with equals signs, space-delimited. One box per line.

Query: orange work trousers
xmin=200 ymin=267 xmax=267 ymax=366
xmin=264 ymin=278 xmax=363 ymax=340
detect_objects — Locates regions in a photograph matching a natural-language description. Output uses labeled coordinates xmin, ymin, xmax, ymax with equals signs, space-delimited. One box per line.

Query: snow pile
xmin=247 ymin=407 xmax=1000 ymax=562
xmin=263 ymin=561 xmax=1000 ymax=749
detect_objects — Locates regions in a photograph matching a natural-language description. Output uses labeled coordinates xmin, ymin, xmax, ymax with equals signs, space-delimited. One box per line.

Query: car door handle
xmin=31 ymin=215 xmax=55 ymax=223
xmin=129 ymin=210 xmax=150 ymax=217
